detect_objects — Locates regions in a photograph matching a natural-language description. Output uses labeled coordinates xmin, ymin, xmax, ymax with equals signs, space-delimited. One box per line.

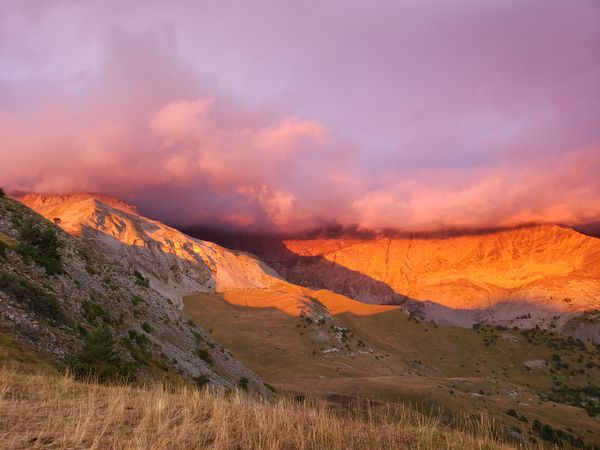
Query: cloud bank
xmin=0 ymin=1 xmax=599 ymax=232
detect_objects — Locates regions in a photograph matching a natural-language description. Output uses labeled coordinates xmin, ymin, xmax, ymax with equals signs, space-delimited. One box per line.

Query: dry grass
xmin=0 ymin=366 xmax=522 ymax=450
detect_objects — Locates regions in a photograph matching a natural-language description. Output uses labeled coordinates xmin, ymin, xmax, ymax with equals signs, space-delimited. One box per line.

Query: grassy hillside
xmin=0 ymin=331 xmax=56 ymax=375
xmin=0 ymin=317 xmax=516 ymax=449
xmin=184 ymin=286 xmax=600 ymax=449
xmin=0 ymin=363 xmax=519 ymax=449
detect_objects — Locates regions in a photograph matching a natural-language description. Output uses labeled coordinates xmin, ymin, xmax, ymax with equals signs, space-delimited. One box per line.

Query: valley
xmin=184 ymin=285 xmax=600 ymax=448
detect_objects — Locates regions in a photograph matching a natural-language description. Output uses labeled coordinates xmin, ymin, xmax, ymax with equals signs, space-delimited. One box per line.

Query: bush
xmin=134 ymin=271 xmax=150 ymax=288
xmin=16 ymin=220 xmax=63 ymax=275
xmin=194 ymin=374 xmax=210 ymax=389
xmin=0 ymin=270 xmax=64 ymax=323
xmin=196 ymin=348 xmax=212 ymax=365
xmin=82 ymin=300 xmax=110 ymax=324
xmin=0 ymin=187 xmax=5 ymax=198
xmin=264 ymin=382 xmax=277 ymax=393
xmin=141 ymin=322 xmax=153 ymax=333
xmin=68 ymin=326 xmax=136 ymax=383
xmin=238 ymin=377 xmax=249 ymax=391
xmin=505 ymin=409 xmax=527 ymax=422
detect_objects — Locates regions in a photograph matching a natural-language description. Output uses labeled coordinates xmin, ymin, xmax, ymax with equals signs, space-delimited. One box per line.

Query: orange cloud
xmin=350 ymin=146 xmax=600 ymax=231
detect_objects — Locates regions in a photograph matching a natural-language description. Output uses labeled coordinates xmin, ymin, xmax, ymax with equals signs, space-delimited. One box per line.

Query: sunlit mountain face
xmin=182 ymin=224 xmax=600 ymax=330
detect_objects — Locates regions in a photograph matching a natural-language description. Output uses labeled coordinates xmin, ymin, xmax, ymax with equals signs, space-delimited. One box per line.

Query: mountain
xmin=193 ymin=225 xmax=600 ymax=331
xmin=0 ymin=194 xmax=268 ymax=394
xmin=8 ymin=192 xmax=600 ymax=447
xmin=20 ymin=193 xmax=281 ymax=305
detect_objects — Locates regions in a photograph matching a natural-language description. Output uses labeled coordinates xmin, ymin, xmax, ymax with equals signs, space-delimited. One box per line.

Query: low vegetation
xmin=185 ymin=291 xmax=600 ymax=448
xmin=0 ymin=365 xmax=517 ymax=450
xmin=16 ymin=219 xmax=63 ymax=275
xmin=67 ymin=326 xmax=136 ymax=383
xmin=82 ymin=299 xmax=111 ymax=324
xmin=545 ymin=385 xmax=600 ymax=418
xmin=0 ymin=230 xmax=17 ymax=259
xmin=0 ymin=270 xmax=65 ymax=324
xmin=531 ymin=419 xmax=586 ymax=448
xmin=196 ymin=347 xmax=213 ymax=365
xmin=134 ymin=270 xmax=150 ymax=288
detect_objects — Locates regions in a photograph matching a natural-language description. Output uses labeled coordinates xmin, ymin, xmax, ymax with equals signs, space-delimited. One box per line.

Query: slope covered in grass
xmin=184 ymin=287 xmax=600 ymax=449
xmin=0 ymin=364 xmax=516 ymax=450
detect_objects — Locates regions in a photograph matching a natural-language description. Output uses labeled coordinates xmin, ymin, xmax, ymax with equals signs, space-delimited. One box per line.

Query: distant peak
xmin=19 ymin=192 xmax=139 ymax=215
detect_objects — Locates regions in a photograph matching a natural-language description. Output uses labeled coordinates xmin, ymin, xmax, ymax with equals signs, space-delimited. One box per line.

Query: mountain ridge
xmin=20 ymin=193 xmax=282 ymax=306
xmin=187 ymin=222 xmax=600 ymax=331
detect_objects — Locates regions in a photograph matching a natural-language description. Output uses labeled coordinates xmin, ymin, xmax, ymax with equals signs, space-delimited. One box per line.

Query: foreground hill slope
xmin=0 ymin=362 xmax=515 ymax=450
xmin=21 ymin=193 xmax=281 ymax=305
xmin=184 ymin=286 xmax=600 ymax=448
xmin=223 ymin=226 xmax=600 ymax=329
xmin=0 ymin=195 xmax=267 ymax=394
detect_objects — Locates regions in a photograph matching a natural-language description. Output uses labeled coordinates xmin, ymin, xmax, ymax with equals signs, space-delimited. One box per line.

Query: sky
xmin=1 ymin=0 xmax=599 ymax=232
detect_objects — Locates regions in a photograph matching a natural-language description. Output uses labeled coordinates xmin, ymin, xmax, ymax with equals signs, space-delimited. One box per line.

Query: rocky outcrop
xmin=21 ymin=193 xmax=281 ymax=306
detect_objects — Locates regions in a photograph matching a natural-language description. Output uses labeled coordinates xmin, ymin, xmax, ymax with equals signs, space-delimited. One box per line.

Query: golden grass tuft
xmin=0 ymin=365 xmax=520 ymax=449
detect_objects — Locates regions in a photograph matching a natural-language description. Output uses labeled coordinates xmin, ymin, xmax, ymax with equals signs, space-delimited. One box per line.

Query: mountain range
xmin=3 ymin=192 xmax=599 ymax=448
xmin=185 ymin=223 xmax=600 ymax=337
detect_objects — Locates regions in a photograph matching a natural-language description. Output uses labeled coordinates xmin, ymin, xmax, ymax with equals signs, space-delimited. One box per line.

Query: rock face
xmin=0 ymin=195 xmax=269 ymax=394
xmin=211 ymin=226 xmax=600 ymax=330
xmin=20 ymin=193 xmax=281 ymax=306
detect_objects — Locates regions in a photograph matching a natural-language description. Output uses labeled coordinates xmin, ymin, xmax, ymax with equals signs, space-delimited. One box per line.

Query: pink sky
xmin=1 ymin=0 xmax=599 ymax=231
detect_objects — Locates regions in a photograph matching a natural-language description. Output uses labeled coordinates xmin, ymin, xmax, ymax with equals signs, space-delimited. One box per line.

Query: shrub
xmin=196 ymin=348 xmax=212 ymax=365
xmin=16 ymin=220 xmax=63 ymax=275
xmin=82 ymin=300 xmax=110 ymax=324
xmin=194 ymin=374 xmax=210 ymax=389
xmin=505 ymin=409 xmax=527 ymax=422
xmin=0 ymin=187 xmax=5 ymax=198
xmin=541 ymin=424 xmax=558 ymax=444
xmin=192 ymin=331 xmax=204 ymax=342
xmin=68 ymin=326 xmax=135 ymax=383
xmin=264 ymin=382 xmax=277 ymax=393
xmin=0 ymin=270 xmax=64 ymax=323
xmin=122 ymin=338 xmax=148 ymax=367
xmin=141 ymin=322 xmax=153 ymax=333
xmin=239 ymin=377 xmax=249 ymax=391
xmin=133 ymin=271 xmax=150 ymax=288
